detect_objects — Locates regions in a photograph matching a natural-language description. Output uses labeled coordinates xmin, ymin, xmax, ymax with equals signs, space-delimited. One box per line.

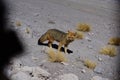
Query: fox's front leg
xmin=48 ymin=39 xmax=54 ymax=48
xmin=64 ymin=44 xmax=68 ymax=54
xmin=58 ymin=43 xmax=63 ymax=52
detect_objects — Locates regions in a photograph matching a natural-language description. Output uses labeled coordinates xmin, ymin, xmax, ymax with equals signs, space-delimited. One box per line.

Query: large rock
xmin=11 ymin=71 xmax=31 ymax=80
xmin=11 ymin=59 xmax=22 ymax=68
xmin=32 ymin=66 xmax=51 ymax=77
xmin=8 ymin=65 xmax=51 ymax=80
xmin=31 ymin=77 xmax=42 ymax=80
xmin=57 ymin=73 xmax=79 ymax=80
xmin=91 ymin=76 xmax=109 ymax=80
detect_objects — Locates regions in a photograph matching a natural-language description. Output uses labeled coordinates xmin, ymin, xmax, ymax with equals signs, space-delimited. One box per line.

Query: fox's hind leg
xmin=48 ymin=41 xmax=52 ymax=48
xmin=48 ymin=36 xmax=54 ymax=48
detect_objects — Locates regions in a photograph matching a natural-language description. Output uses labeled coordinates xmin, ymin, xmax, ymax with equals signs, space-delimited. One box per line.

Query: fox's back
xmin=47 ymin=29 xmax=66 ymax=42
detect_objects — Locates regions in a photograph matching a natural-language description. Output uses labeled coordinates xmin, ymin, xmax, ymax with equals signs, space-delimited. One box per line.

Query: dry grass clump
xmin=56 ymin=52 xmax=67 ymax=62
xmin=47 ymin=48 xmax=67 ymax=62
xmin=25 ymin=27 xmax=30 ymax=34
xmin=47 ymin=48 xmax=56 ymax=62
xmin=108 ymin=37 xmax=120 ymax=46
xmin=76 ymin=23 xmax=91 ymax=32
xmin=75 ymin=31 xmax=84 ymax=39
xmin=15 ymin=21 xmax=22 ymax=26
xmin=84 ymin=59 xmax=97 ymax=69
xmin=99 ymin=46 xmax=117 ymax=57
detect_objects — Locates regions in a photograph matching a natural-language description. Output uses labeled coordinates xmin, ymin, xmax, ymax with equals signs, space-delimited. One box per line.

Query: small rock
xmin=57 ymin=73 xmax=79 ymax=80
xmin=81 ymin=69 xmax=86 ymax=73
xmin=71 ymin=65 xmax=74 ymax=67
xmin=34 ymin=13 xmax=40 ymax=17
xmin=87 ymin=45 xmax=93 ymax=49
xmin=32 ymin=56 xmax=38 ymax=60
xmin=98 ymin=57 xmax=102 ymax=62
xmin=94 ymin=66 xmax=104 ymax=74
xmin=48 ymin=20 xmax=55 ymax=24
xmin=90 ymin=76 xmax=109 ymax=80
xmin=61 ymin=62 xmax=69 ymax=65
xmin=85 ymin=37 xmax=91 ymax=42
xmin=34 ymin=20 xmax=37 ymax=23
xmin=95 ymin=56 xmax=102 ymax=62
xmin=88 ymin=32 xmax=94 ymax=36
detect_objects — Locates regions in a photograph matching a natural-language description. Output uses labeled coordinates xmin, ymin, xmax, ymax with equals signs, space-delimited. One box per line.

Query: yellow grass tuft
xmin=25 ymin=27 xmax=30 ymax=34
xmin=47 ymin=48 xmax=57 ymax=62
xmin=16 ymin=21 xmax=22 ymax=26
xmin=84 ymin=59 xmax=97 ymax=69
xmin=47 ymin=48 xmax=67 ymax=62
xmin=56 ymin=52 xmax=67 ymax=62
xmin=108 ymin=37 xmax=120 ymax=46
xmin=75 ymin=31 xmax=84 ymax=39
xmin=99 ymin=46 xmax=117 ymax=57
xmin=76 ymin=23 xmax=91 ymax=32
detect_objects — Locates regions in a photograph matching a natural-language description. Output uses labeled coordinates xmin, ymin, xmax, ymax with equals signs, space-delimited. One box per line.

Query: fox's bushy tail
xmin=38 ymin=33 xmax=48 ymax=45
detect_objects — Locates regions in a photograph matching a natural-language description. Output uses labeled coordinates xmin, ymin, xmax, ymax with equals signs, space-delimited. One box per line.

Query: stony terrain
xmin=4 ymin=0 xmax=120 ymax=80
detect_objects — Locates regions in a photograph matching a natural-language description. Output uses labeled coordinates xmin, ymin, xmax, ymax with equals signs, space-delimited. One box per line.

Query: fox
xmin=38 ymin=29 xmax=77 ymax=54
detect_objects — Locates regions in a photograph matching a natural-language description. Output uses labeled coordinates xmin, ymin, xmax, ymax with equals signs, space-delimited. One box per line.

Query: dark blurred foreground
xmin=0 ymin=0 xmax=23 ymax=80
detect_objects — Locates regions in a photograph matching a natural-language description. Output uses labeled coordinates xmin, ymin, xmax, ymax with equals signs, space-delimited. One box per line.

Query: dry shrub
xmin=56 ymin=52 xmax=67 ymax=62
xmin=108 ymin=37 xmax=120 ymax=46
xmin=47 ymin=48 xmax=56 ymax=62
xmin=26 ymin=27 xmax=30 ymax=34
xmin=75 ymin=31 xmax=84 ymax=39
xmin=100 ymin=46 xmax=116 ymax=57
xmin=16 ymin=21 xmax=22 ymax=26
xmin=76 ymin=23 xmax=91 ymax=32
xmin=84 ymin=59 xmax=96 ymax=69
xmin=47 ymin=48 xmax=67 ymax=62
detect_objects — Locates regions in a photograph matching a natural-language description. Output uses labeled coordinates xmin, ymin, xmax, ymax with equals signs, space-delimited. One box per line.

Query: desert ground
xmin=4 ymin=0 xmax=120 ymax=80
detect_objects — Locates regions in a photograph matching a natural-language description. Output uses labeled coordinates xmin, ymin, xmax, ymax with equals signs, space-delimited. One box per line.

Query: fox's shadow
xmin=38 ymin=42 xmax=73 ymax=54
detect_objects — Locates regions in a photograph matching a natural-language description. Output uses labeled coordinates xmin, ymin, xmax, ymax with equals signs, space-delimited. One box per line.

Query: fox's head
xmin=66 ymin=30 xmax=77 ymax=41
